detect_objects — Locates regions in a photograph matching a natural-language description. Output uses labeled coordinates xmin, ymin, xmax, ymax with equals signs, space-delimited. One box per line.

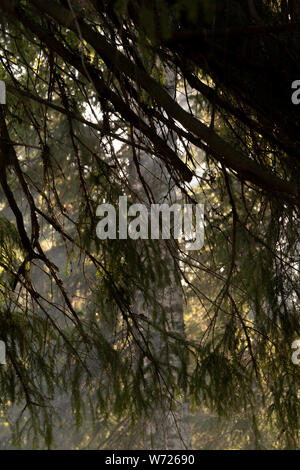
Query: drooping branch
xmin=25 ymin=0 xmax=300 ymax=205
xmin=0 ymin=1 xmax=193 ymax=183
xmin=0 ymin=0 xmax=299 ymax=206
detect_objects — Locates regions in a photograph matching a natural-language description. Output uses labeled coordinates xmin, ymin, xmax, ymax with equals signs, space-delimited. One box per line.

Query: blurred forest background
xmin=0 ymin=0 xmax=299 ymax=449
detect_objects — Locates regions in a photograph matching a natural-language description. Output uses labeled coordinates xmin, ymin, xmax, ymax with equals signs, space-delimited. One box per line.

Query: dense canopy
xmin=0 ymin=0 xmax=299 ymax=449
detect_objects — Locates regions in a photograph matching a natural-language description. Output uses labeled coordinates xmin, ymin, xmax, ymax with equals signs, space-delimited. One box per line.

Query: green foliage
xmin=0 ymin=0 xmax=298 ymax=450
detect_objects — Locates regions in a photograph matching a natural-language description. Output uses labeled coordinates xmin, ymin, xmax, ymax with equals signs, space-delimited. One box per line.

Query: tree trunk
xmin=129 ymin=67 xmax=190 ymax=450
